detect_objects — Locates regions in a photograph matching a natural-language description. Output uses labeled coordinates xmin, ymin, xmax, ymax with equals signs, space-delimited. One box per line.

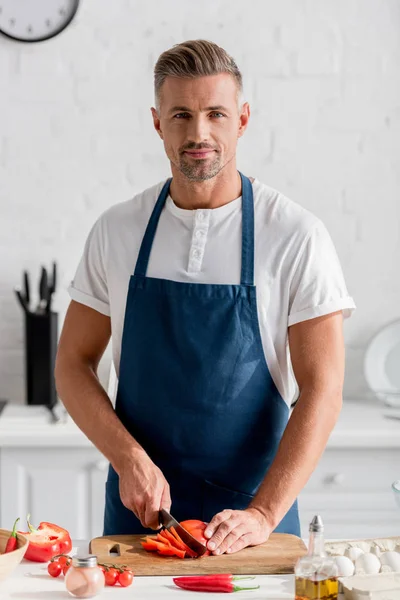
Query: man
xmin=55 ymin=39 xmax=355 ymax=556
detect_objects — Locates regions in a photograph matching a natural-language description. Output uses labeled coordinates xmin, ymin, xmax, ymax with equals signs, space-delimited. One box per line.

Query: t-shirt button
xmin=192 ymin=249 xmax=201 ymax=259
xmin=195 ymin=229 xmax=205 ymax=239
xmin=197 ymin=211 xmax=204 ymax=221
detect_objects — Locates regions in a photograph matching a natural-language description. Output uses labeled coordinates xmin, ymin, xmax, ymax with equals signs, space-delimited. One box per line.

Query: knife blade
xmin=159 ymin=509 xmax=208 ymax=557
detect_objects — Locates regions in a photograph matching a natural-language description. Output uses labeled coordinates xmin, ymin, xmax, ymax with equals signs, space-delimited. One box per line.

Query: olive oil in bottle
xmin=294 ymin=515 xmax=338 ymax=600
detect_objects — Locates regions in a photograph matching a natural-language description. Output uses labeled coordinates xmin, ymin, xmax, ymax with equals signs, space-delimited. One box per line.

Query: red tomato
xmin=118 ymin=569 xmax=134 ymax=587
xmin=63 ymin=563 xmax=71 ymax=576
xmin=48 ymin=560 xmax=62 ymax=577
xmin=104 ymin=568 xmax=119 ymax=586
xmin=58 ymin=555 xmax=69 ymax=567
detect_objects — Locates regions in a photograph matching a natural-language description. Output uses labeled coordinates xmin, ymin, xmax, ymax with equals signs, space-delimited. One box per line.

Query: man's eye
xmin=174 ymin=113 xmax=190 ymax=119
xmin=211 ymin=112 xmax=224 ymax=118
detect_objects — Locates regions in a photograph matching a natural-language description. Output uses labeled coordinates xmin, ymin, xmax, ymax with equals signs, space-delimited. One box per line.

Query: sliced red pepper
xmin=18 ymin=515 xmax=72 ymax=563
xmin=141 ymin=541 xmax=158 ymax=552
xmin=4 ymin=518 xmax=20 ymax=554
xmin=157 ymin=533 xmax=171 ymax=545
xmin=158 ymin=545 xmax=185 ymax=559
xmin=160 ymin=528 xmax=187 ymax=552
xmin=170 ymin=526 xmax=199 ymax=558
xmin=180 ymin=519 xmax=209 ymax=546
xmin=141 ymin=536 xmax=186 ymax=559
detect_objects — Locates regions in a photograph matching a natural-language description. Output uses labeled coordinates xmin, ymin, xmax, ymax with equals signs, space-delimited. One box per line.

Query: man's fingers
xmin=144 ymin=500 xmax=161 ymax=529
xmin=160 ymin=483 xmax=172 ymax=511
xmin=226 ymin=533 xmax=253 ymax=555
xmin=211 ymin=524 xmax=247 ymax=555
xmin=204 ymin=510 xmax=232 ymax=539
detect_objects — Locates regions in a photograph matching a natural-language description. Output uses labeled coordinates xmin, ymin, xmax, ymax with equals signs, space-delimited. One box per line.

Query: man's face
xmin=151 ymin=74 xmax=249 ymax=181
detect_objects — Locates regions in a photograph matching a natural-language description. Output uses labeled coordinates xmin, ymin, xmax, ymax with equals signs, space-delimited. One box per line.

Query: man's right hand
xmin=117 ymin=450 xmax=171 ymax=529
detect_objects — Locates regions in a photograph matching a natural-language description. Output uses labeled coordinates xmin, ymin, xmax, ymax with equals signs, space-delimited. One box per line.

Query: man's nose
xmin=186 ymin=115 xmax=211 ymax=145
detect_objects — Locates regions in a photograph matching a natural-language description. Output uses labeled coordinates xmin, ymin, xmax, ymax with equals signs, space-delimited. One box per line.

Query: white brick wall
xmin=1 ymin=0 xmax=399 ymax=403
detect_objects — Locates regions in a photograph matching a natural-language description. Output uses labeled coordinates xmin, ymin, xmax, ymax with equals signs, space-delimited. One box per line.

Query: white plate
xmin=364 ymin=319 xmax=400 ymax=405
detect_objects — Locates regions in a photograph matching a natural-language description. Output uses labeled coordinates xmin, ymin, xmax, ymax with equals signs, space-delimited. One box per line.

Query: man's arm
xmin=203 ymin=310 xmax=344 ymax=555
xmin=55 ymin=300 xmax=171 ymax=528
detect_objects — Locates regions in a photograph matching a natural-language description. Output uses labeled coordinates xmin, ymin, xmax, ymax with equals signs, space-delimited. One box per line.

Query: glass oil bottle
xmin=295 ymin=515 xmax=338 ymax=600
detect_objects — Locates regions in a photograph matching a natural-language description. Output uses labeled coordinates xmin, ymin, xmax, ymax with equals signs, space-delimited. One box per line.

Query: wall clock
xmin=0 ymin=0 xmax=80 ymax=43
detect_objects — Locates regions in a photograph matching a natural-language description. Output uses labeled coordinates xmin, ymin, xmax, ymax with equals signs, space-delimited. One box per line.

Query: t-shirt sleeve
xmin=288 ymin=220 xmax=356 ymax=327
xmin=67 ymin=216 xmax=110 ymax=316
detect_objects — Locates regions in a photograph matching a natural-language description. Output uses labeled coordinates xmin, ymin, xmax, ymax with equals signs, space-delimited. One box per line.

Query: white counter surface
xmin=1 ymin=544 xmax=296 ymax=599
xmin=0 ymin=399 xmax=399 ymax=448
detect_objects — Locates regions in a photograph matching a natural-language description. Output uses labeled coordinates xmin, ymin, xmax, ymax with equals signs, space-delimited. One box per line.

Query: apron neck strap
xmin=134 ymin=171 xmax=255 ymax=287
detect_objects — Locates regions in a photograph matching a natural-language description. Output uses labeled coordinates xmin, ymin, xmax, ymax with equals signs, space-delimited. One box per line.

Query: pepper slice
xmin=18 ymin=515 xmax=72 ymax=563
xmin=170 ymin=526 xmax=200 ymax=558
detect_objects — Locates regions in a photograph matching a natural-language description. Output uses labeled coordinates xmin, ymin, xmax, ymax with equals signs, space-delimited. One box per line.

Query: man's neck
xmin=168 ymin=164 xmax=242 ymax=211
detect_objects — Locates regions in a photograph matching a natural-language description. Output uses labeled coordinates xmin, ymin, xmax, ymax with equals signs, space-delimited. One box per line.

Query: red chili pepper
xmin=173 ymin=574 xmax=260 ymax=593
xmin=18 ymin=514 xmax=72 ymax=563
xmin=4 ymin=518 xmax=20 ymax=553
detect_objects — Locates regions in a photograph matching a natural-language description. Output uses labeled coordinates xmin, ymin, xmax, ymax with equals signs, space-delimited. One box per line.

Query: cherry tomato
xmin=118 ymin=569 xmax=134 ymax=587
xmin=48 ymin=560 xmax=62 ymax=578
xmin=63 ymin=563 xmax=71 ymax=576
xmin=104 ymin=568 xmax=119 ymax=586
xmin=57 ymin=555 xmax=70 ymax=567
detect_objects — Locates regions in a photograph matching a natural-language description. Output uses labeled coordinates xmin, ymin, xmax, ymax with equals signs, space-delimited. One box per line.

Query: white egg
xmin=345 ymin=546 xmax=365 ymax=562
xmin=379 ymin=551 xmax=400 ymax=572
xmin=355 ymin=552 xmax=381 ymax=575
xmin=334 ymin=555 xmax=355 ymax=577
xmin=370 ymin=545 xmax=381 ymax=557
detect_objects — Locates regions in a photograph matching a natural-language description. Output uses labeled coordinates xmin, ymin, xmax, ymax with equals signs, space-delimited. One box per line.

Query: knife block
xmin=24 ymin=311 xmax=58 ymax=407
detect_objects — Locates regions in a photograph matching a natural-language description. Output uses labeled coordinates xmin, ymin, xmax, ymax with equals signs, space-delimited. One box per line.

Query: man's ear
xmin=151 ymin=107 xmax=163 ymax=140
xmin=238 ymin=102 xmax=250 ymax=139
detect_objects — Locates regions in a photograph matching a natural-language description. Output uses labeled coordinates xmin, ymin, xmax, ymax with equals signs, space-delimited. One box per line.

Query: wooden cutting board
xmin=89 ymin=533 xmax=307 ymax=576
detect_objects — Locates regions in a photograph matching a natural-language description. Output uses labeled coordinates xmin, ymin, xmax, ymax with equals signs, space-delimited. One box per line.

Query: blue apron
xmin=103 ymin=172 xmax=300 ymax=537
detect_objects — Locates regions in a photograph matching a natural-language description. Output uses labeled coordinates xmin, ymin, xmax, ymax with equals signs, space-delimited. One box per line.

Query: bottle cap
xmin=71 ymin=554 xmax=98 ymax=568
xmin=309 ymin=515 xmax=324 ymax=532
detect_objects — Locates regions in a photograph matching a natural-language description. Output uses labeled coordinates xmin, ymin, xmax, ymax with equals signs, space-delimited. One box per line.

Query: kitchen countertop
xmin=1 ymin=544 xmax=296 ymax=599
xmin=0 ymin=399 xmax=399 ymax=448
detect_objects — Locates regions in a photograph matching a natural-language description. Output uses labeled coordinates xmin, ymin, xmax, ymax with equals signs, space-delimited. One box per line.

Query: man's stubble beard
xmin=178 ymin=153 xmax=223 ymax=182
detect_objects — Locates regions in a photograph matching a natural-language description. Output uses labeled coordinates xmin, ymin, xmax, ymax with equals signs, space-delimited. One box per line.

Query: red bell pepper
xmin=4 ymin=518 xmax=20 ymax=553
xmin=173 ymin=574 xmax=260 ymax=593
xmin=18 ymin=515 xmax=72 ymax=562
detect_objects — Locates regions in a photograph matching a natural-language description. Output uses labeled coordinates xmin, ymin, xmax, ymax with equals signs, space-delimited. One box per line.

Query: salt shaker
xmin=65 ymin=555 xmax=105 ymax=598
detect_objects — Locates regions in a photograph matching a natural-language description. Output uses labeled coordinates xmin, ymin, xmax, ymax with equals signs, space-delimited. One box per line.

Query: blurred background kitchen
xmin=0 ymin=0 xmax=399 ymax=543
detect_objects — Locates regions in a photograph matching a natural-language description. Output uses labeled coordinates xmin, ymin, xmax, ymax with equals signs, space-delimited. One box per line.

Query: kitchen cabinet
xmin=298 ymin=447 xmax=400 ymax=539
xmin=0 ymin=446 xmax=108 ymax=540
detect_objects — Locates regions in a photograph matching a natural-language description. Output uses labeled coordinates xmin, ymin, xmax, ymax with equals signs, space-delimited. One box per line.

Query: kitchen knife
xmin=38 ymin=266 xmax=49 ymax=312
xmin=14 ymin=287 xmax=30 ymax=313
xmin=23 ymin=270 xmax=30 ymax=307
xmin=159 ymin=509 xmax=208 ymax=557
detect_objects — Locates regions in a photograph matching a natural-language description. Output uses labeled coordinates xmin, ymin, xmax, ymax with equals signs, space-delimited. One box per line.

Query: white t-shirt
xmin=68 ymin=177 xmax=356 ymax=408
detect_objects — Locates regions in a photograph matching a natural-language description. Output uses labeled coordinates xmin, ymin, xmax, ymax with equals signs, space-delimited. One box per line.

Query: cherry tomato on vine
xmin=48 ymin=560 xmax=62 ymax=577
xmin=118 ymin=568 xmax=134 ymax=587
xmin=63 ymin=563 xmax=71 ymax=576
xmin=104 ymin=567 xmax=119 ymax=586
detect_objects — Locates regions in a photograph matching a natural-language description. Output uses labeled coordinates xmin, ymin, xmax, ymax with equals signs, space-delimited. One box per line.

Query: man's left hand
xmin=203 ymin=507 xmax=273 ymax=555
